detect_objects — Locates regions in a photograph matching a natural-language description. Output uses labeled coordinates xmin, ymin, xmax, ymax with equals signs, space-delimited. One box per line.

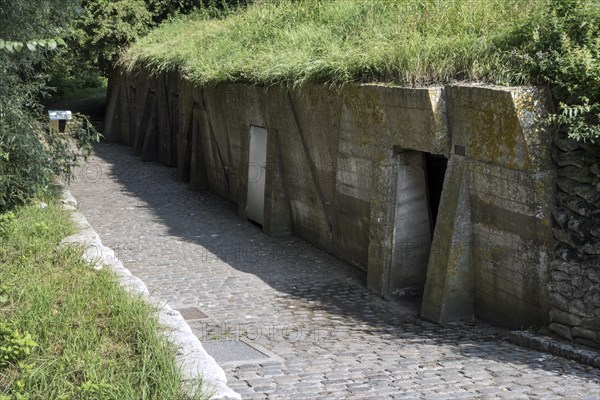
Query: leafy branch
xmin=0 ymin=38 xmax=66 ymax=52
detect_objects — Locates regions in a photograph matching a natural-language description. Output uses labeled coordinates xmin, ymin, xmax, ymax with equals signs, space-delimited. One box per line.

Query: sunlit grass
xmin=122 ymin=0 xmax=547 ymax=86
xmin=0 ymin=199 xmax=207 ymax=399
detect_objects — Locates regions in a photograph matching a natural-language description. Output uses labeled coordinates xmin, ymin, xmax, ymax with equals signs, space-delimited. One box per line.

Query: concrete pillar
xmin=421 ymin=156 xmax=474 ymax=322
xmin=367 ymin=154 xmax=397 ymax=297
xmin=388 ymin=151 xmax=432 ymax=298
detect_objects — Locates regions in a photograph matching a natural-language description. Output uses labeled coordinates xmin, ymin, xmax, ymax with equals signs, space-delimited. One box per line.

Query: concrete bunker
xmin=104 ymin=70 xmax=556 ymax=331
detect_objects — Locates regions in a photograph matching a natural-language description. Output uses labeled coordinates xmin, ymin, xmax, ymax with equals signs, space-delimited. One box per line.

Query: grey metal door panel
xmin=389 ymin=151 xmax=432 ymax=297
xmin=247 ymin=126 xmax=268 ymax=225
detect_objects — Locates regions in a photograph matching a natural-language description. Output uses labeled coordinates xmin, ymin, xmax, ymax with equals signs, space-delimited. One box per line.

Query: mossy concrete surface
xmin=105 ymin=69 xmax=557 ymax=331
xmin=448 ymin=85 xmax=555 ymax=328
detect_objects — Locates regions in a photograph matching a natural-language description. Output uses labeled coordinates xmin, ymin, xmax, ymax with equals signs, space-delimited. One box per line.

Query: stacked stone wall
xmin=551 ymin=130 xmax=600 ymax=348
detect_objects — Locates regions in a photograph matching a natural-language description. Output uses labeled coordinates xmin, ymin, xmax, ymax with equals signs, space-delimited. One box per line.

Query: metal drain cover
xmin=202 ymin=340 xmax=271 ymax=364
xmin=177 ymin=307 xmax=208 ymax=320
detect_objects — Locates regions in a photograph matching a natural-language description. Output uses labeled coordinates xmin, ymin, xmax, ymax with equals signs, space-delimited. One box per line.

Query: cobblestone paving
xmin=69 ymin=142 xmax=600 ymax=400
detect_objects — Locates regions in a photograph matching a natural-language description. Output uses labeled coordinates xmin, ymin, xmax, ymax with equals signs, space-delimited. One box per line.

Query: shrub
xmin=0 ymin=0 xmax=101 ymax=213
xmin=497 ymin=0 xmax=600 ymax=142
xmin=0 ymin=101 xmax=100 ymax=212
xmin=47 ymin=0 xmax=248 ymax=97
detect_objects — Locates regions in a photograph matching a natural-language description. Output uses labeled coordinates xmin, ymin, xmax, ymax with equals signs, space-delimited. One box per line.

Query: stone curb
xmin=57 ymin=185 xmax=241 ymax=400
xmin=508 ymin=331 xmax=600 ymax=369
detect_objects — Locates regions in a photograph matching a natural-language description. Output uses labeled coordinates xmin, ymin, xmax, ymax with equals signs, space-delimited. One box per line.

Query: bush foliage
xmin=68 ymin=0 xmax=153 ymax=76
xmin=49 ymin=0 xmax=247 ymax=96
xmin=0 ymin=0 xmax=101 ymax=212
xmin=1 ymin=0 xmax=243 ymax=212
xmin=504 ymin=0 xmax=600 ymax=142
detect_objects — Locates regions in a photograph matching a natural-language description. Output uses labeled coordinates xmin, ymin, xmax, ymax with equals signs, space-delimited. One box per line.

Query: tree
xmin=50 ymin=0 xmax=249 ymax=91
xmin=68 ymin=0 xmax=152 ymax=76
xmin=0 ymin=0 xmax=100 ymax=212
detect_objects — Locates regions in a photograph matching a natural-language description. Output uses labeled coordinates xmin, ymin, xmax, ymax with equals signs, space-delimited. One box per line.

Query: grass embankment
xmin=123 ymin=0 xmax=544 ymax=86
xmin=123 ymin=0 xmax=599 ymax=142
xmin=0 ymin=199 xmax=204 ymax=399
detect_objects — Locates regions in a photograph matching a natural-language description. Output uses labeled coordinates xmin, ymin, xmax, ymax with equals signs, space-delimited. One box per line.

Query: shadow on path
xmin=74 ymin=141 xmax=600 ymax=387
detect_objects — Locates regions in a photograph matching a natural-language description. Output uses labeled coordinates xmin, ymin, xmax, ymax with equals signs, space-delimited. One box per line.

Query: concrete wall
xmin=105 ymin=68 xmax=559 ymax=331
xmin=105 ymin=70 xmax=448 ymax=271
xmin=421 ymin=86 xmax=556 ymax=329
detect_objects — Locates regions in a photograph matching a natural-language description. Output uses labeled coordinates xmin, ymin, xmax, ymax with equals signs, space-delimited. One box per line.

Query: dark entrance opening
xmin=424 ymin=154 xmax=448 ymax=232
xmin=387 ymin=151 xmax=448 ymax=300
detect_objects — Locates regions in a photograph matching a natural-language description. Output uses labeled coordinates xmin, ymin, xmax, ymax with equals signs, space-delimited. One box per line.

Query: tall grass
xmin=0 ymin=200 xmax=206 ymax=399
xmin=122 ymin=0 xmax=547 ymax=86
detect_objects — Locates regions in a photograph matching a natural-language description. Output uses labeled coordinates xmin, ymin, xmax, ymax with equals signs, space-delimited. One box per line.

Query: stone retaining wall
xmin=550 ymin=131 xmax=600 ymax=348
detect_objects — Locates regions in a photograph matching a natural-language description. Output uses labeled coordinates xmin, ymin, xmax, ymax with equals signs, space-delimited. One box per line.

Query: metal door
xmin=246 ymin=126 xmax=268 ymax=225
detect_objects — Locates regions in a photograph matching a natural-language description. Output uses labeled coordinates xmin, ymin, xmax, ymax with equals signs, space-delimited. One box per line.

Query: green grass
xmin=122 ymin=0 xmax=547 ymax=86
xmin=0 ymin=198 xmax=207 ymax=399
xmin=122 ymin=0 xmax=600 ymax=142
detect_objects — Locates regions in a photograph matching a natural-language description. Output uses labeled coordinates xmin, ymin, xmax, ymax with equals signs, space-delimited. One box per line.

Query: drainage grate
xmin=177 ymin=307 xmax=208 ymax=321
xmin=202 ymin=340 xmax=271 ymax=364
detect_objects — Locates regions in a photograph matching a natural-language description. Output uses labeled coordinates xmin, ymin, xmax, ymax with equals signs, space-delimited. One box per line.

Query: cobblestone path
xmin=69 ymin=142 xmax=600 ymax=400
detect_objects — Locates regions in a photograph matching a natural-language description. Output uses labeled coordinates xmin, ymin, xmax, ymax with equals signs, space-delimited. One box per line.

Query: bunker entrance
xmin=387 ymin=151 xmax=447 ymax=299
xmin=425 ymin=154 xmax=448 ymax=231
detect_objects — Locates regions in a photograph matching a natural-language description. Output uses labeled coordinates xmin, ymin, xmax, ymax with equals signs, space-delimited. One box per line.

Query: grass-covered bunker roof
xmin=122 ymin=0 xmax=550 ymax=86
xmin=121 ymin=0 xmax=599 ymax=142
